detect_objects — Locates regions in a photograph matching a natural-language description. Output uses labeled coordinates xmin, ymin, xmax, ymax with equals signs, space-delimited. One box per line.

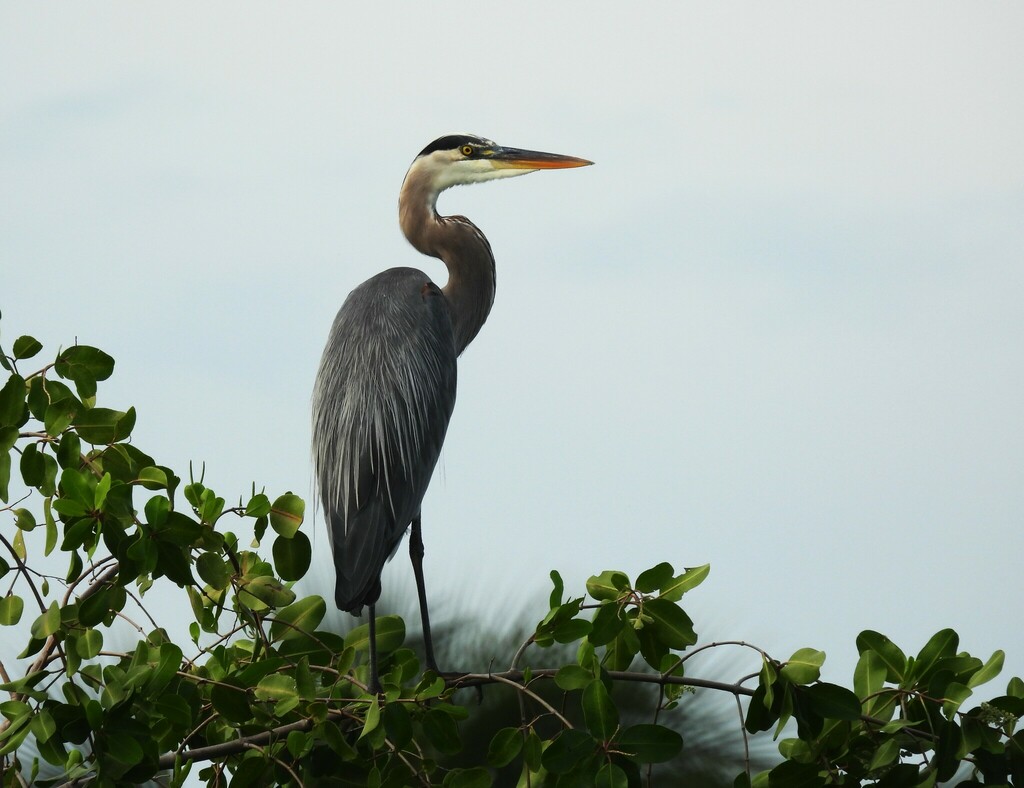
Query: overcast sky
xmin=2 ymin=1 xmax=1022 ymax=708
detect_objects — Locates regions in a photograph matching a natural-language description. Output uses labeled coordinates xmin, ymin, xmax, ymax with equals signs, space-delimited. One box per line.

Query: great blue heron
xmin=312 ymin=134 xmax=591 ymax=691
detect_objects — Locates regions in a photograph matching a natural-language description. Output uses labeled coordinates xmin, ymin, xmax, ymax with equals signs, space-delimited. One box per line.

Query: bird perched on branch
xmin=312 ymin=134 xmax=591 ymax=691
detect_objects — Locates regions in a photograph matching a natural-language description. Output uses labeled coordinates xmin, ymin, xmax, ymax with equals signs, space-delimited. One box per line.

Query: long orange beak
xmin=490 ymin=146 xmax=593 ymax=170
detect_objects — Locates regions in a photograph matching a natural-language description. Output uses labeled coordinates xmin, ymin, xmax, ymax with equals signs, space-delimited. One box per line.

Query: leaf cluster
xmin=0 ymin=321 xmax=1020 ymax=787
xmin=745 ymin=630 xmax=1023 ymax=788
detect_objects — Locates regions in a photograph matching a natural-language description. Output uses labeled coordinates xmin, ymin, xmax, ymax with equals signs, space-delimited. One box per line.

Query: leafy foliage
xmin=0 ymin=319 xmax=1020 ymax=787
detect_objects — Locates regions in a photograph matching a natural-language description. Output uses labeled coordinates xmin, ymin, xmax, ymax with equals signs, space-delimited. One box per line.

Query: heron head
xmin=406 ymin=133 xmax=593 ymax=195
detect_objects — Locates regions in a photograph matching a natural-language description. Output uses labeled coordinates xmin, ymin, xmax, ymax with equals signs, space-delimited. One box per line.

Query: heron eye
xmin=461 ymin=145 xmax=474 ymax=157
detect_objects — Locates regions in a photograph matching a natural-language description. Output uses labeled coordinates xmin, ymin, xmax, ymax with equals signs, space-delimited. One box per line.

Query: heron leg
xmin=367 ymin=603 xmax=382 ymax=694
xmin=409 ymin=515 xmax=439 ymax=672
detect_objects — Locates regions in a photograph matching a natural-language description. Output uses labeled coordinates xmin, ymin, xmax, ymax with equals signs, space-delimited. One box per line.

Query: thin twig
xmin=242 ymin=742 xmax=304 ymax=787
xmin=481 ymin=672 xmax=575 ymax=730
xmin=0 ymin=531 xmax=46 ymax=614
xmin=734 ymin=692 xmax=752 ymax=782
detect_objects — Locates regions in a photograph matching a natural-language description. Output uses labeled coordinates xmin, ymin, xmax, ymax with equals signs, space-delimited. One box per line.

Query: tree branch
xmin=153 ymin=666 xmax=754 ymax=770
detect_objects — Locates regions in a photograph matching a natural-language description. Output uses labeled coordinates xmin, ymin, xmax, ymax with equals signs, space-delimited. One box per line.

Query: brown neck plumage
xmin=399 ymin=179 xmax=496 ymax=356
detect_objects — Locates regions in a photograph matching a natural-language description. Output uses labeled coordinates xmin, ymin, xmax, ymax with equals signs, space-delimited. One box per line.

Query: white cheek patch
xmin=414 ymin=151 xmax=534 ymax=191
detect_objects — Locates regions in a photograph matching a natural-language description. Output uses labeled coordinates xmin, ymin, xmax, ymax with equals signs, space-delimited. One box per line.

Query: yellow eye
xmin=461 ymin=145 xmax=474 ymax=156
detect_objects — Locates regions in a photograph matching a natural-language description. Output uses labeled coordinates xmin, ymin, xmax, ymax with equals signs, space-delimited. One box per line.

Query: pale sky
xmin=2 ymin=1 xmax=1022 ymax=711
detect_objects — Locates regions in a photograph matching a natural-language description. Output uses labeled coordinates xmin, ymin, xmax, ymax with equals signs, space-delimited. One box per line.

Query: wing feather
xmin=311 ymin=268 xmax=457 ymax=612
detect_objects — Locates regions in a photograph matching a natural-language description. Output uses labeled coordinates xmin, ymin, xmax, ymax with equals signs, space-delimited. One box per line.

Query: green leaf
xmin=19 ymin=443 xmax=44 ymax=487
xmin=0 ymin=712 xmax=31 ymax=756
xmin=270 ymin=595 xmax=327 ymax=642
xmin=552 ymin=617 xmax=592 ymax=644
xmin=931 ymin=655 xmax=982 ymax=684
xmin=66 ymin=550 xmax=82 ymax=584
xmin=605 ymin=627 xmax=639 ymax=672
xmin=136 ymin=466 xmax=168 ymax=490
xmin=616 ymin=724 xmax=683 ymax=763
xmin=239 ymin=575 xmax=295 ymax=608
xmin=867 ymin=736 xmax=900 ymax=771
xmin=285 ymin=729 xmax=312 ymax=760
xmin=0 ymin=427 xmax=17 ymax=502
xmin=967 ymin=650 xmax=1005 ymax=689
xmin=941 ymin=681 xmax=972 ymax=718
xmin=44 ymin=499 xmax=57 ymax=555
xmin=522 ymin=728 xmax=542 ymax=771
xmin=658 ymin=563 xmax=710 ymax=601
xmin=0 ymin=595 xmax=24 ymax=626
xmin=93 ymin=471 xmax=111 ymax=509
xmin=637 ymin=619 xmax=670 ymax=669
xmin=767 ymin=759 xmax=826 ymax=788
xmin=589 ymin=601 xmax=625 ymax=647
xmin=56 ymin=432 xmax=81 ymax=469
xmin=269 ymin=493 xmax=304 ymax=537
xmin=781 ymin=648 xmax=825 ymax=685
xmin=148 ymin=643 xmax=183 ymax=694
xmin=29 ymin=707 xmax=56 ymax=744
xmin=911 ymin=628 xmax=958 ymax=683
xmin=583 ymin=679 xmax=619 ymax=740
xmin=555 ymin=664 xmax=594 ymax=691
xmin=854 ymin=649 xmax=887 ymax=700
xmin=345 ymin=614 xmax=405 ymax=655
xmin=549 ymin=569 xmax=564 ymax=608
xmin=59 ymin=467 xmax=94 ymax=508
xmin=415 ymin=675 xmax=446 ymax=701
xmin=443 ymin=767 xmax=491 ymax=788
xmin=74 ymin=406 xmax=136 ymax=445
xmin=255 ymin=674 xmax=299 ymax=709
xmin=26 ymin=376 xmax=47 ymax=420
xmin=211 ymin=679 xmax=251 ymax=723
xmin=801 ymin=683 xmax=861 ymax=720
xmin=0 ymin=374 xmax=26 ymax=427
xmin=635 ymin=562 xmax=674 ymax=593
xmin=76 ymin=629 xmax=103 ymax=659
xmin=31 ymin=601 xmax=61 ymax=639
xmin=273 ymin=530 xmax=312 ymax=581
xmin=596 ymin=763 xmax=629 ymax=788
xmin=13 ymin=508 xmax=36 ymax=532
xmin=44 ymin=398 xmax=77 ymax=437
xmin=79 ymin=589 xmax=111 ymax=627
xmin=55 ymin=345 xmax=114 ymax=384
xmin=379 ymin=700 xmax=412 ymax=747
xmin=358 ymin=699 xmax=381 ymax=740
xmin=422 ymin=707 xmax=461 ymax=754
xmin=144 ymin=494 xmax=170 ymax=527
xmin=855 ymin=630 xmax=907 ymax=683
xmin=586 ymin=570 xmax=630 ymax=601
xmin=245 ymin=493 xmax=272 ymax=517
xmin=0 ymin=700 xmax=32 ymax=723
xmin=197 ymin=488 xmax=224 ymax=523
xmin=196 ymin=552 xmax=232 ymax=590
xmin=542 ymin=728 xmax=594 ymax=773
xmin=486 ymin=727 xmax=523 ymax=768
xmin=104 ymin=732 xmax=143 ymax=767
xmin=644 ymin=598 xmax=697 ymax=649
xmin=988 ymin=694 xmax=1024 ymax=717
xmin=12 ymin=336 xmax=42 ymax=360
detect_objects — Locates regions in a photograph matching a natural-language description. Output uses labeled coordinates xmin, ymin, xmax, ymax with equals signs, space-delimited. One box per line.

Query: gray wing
xmin=311 ymin=267 xmax=457 ymax=613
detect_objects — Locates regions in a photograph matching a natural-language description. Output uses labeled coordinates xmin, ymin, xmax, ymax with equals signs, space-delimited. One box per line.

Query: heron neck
xmin=400 ymin=187 xmax=496 ymax=356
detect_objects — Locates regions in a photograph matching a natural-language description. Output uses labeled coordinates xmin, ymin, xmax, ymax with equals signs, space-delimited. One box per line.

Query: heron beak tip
xmin=492 ymin=148 xmax=594 ymax=171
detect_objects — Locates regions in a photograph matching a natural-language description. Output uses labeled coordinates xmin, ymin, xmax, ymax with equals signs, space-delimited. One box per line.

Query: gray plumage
xmin=312 ymin=268 xmax=456 ymax=612
xmin=311 ymin=134 xmax=590 ymax=687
